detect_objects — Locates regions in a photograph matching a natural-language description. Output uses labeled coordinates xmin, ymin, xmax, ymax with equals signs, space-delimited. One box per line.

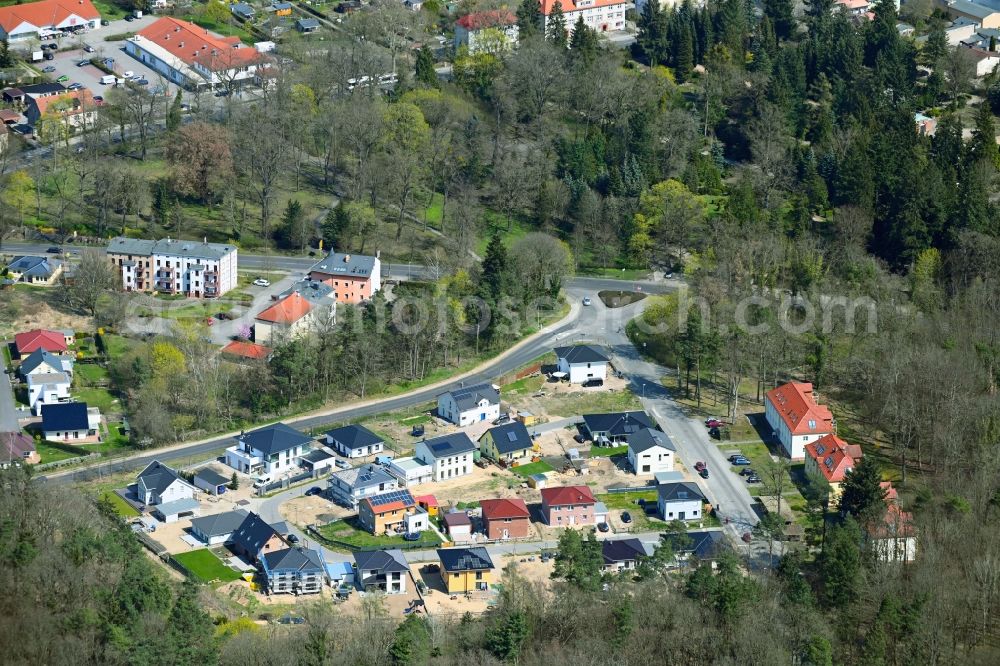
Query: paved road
xmin=0 ymin=348 xmax=19 ymax=432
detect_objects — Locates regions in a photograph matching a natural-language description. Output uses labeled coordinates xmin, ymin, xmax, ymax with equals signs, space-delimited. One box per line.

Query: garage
xmin=153 ymin=497 xmax=201 ymax=524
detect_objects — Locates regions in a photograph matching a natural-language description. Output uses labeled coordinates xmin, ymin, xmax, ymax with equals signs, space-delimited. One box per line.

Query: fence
xmin=36 ymin=452 xmax=100 ymax=471
xmin=604 ymin=485 xmax=656 ymax=494
xmin=257 ymin=469 xmax=314 ymax=495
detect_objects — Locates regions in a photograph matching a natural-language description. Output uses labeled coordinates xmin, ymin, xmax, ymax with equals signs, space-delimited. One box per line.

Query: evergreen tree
xmin=547 ymin=1 xmax=568 ymax=47
xmin=166 ymin=581 xmax=217 ymax=663
xmin=676 ymin=22 xmax=694 ymax=83
xmin=414 ymin=45 xmax=438 ymax=87
xmin=166 ymin=89 xmax=183 ymax=132
xmin=552 ymin=528 xmax=603 ymax=590
xmin=923 ymin=19 xmax=948 ymax=66
xmin=277 ymin=199 xmax=305 ymax=249
xmin=229 ymin=472 xmax=239 ymax=489
xmin=479 ymin=232 xmax=512 ymax=303
xmin=764 ymin=0 xmax=795 ymax=41
xmin=516 ymin=0 xmax=543 ymax=38
xmin=389 ymin=614 xmax=433 ymax=665
xmin=818 ymin=517 xmax=862 ymax=608
xmin=971 ymin=101 xmax=1000 ymax=169
xmin=569 ymin=16 xmax=599 ymax=61
xmin=0 ymin=41 xmax=14 ymax=68
xmin=485 ymin=611 xmax=528 ymax=662
xmin=839 ymin=455 xmax=887 ymax=520
xmin=635 ymin=0 xmax=668 ymax=65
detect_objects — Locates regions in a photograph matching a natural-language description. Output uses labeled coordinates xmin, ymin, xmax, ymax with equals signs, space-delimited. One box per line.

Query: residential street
xmin=0 ymin=348 xmax=19 ymax=432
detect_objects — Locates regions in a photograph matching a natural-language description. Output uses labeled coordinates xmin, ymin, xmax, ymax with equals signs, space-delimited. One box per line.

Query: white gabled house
xmin=765 ymin=382 xmax=834 ymax=460
xmin=415 ymin=433 xmax=476 ymax=482
xmin=136 ymin=460 xmax=196 ymax=506
xmin=627 ymin=428 xmax=675 ymax=476
xmin=657 ymin=482 xmax=706 ymax=522
xmin=26 ymin=371 xmax=71 ymax=415
xmin=224 ymin=423 xmax=313 ymax=477
xmin=436 ymin=383 xmax=500 ymax=426
xmin=554 ymin=344 xmax=610 ymax=384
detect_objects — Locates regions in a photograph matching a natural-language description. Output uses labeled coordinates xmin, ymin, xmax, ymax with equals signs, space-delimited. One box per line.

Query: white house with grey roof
xmin=325 ymin=424 xmax=385 ymax=459
xmin=190 ymin=509 xmax=249 ymax=545
xmin=18 ymin=349 xmax=73 ymax=380
xmin=437 ymin=383 xmax=501 ymax=426
xmin=554 ymin=344 xmax=610 ymax=384
xmin=136 ymin=460 xmax=196 ymax=506
xmin=627 ymin=427 xmax=675 ymax=476
xmin=353 ymin=548 xmax=409 ymax=593
xmin=5 ymin=255 xmax=63 ymax=285
xmin=26 ymin=371 xmax=71 ymax=415
xmin=106 ymin=236 xmax=238 ymax=298
xmin=261 ymin=546 xmax=328 ymax=595
xmin=415 ymin=432 xmax=476 ymax=481
xmin=582 ymin=411 xmax=655 ymax=445
xmin=327 ymin=463 xmax=400 ymax=508
xmin=224 ymin=422 xmax=313 ymax=477
xmin=657 ymin=482 xmax=706 ymax=522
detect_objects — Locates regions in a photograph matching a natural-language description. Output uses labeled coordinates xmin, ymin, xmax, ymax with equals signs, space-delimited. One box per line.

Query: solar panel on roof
xmin=506 ymin=431 xmax=517 ymax=442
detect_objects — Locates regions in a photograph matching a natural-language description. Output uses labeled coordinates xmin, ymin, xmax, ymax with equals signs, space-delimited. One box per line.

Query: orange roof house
xmin=765 ymin=382 xmax=834 ymax=460
xmin=804 ymin=434 xmax=863 ymax=498
xmin=0 ymin=0 xmax=100 ymax=40
xmin=25 ymin=89 xmax=97 ymax=127
xmin=539 ymin=0 xmax=629 ymax=33
xmin=14 ymin=329 xmax=67 ymax=355
xmin=480 ymin=498 xmax=532 ymax=540
xmin=256 ymin=292 xmax=312 ymax=324
xmin=221 ymin=341 xmax=272 ymax=360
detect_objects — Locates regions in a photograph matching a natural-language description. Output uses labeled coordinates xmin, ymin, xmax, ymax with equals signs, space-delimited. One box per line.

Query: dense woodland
xmin=3 ymin=0 xmax=1000 ymax=661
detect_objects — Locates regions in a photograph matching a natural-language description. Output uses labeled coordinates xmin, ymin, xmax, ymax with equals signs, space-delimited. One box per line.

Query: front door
xmin=569 ymin=515 xmax=575 ymax=526
xmin=480 ymin=412 xmax=486 ymax=421
xmin=502 ymin=528 xmax=509 ymax=539
xmin=679 ymin=511 xmax=686 ymax=520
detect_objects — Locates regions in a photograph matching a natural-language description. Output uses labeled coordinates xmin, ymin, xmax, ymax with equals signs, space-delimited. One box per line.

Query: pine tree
xmin=675 ymin=22 xmax=694 ymax=83
xmin=818 ymin=518 xmax=862 ymax=608
xmin=636 ymin=0 xmax=668 ymax=65
xmin=839 ymin=456 xmax=886 ymax=520
xmin=923 ymin=20 xmax=948 ymax=65
xmin=414 ymin=45 xmax=438 ymax=87
xmin=229 ymin=472 xmax=239 ymax=490
xmin=516 ymin=0 xmax=543 ymax=38
xmin=479 ymin=232 xmax=511 ymax=302
xmin=763 ymin=0 xmax=794 ymax=41
xmin=166 ymin=89 xmax=183 ymax=132
xmin=547 ymin=1 xmax=568 ymax=48
xmin=569 ymin=16 xmax=599 ymax=61
xmin=0 ymin=41 xmax=13 ymax=68
xmin=972 ymin=101 xmax=1000 ymax=170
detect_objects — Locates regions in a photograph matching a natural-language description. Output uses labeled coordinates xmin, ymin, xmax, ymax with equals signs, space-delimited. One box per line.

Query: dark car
xmin=709 ymin=427 xmax=720 ymax=439
xmin=43 ymin=52 xmax=53 ymax=60
xmin=573 ymin=433 xmax=587 ymax=444
xmin=699 ymin=468 xmax=710 ymax=479
xmin=101 ymin=19 xmax=110 ymax=25
xmin=304 ymin=486 xmax=323 ymax=497
xmin=746 ymin=475 xmax=761 ymax=484
xmin=287 ymin=533 xmax=299 ymax=544
xmin=403 ymin=532 xmax=421 ymax=541
xmin=93 ymin=95 xmax=103 ymax=103
xmin=77 ymin=59 xmax=89 ymax=67
xmin=597 ymin=522 xmax=609 ymax=532
xmin=621 ymin=511 xmax=632 ymax=524
xmin=137 ymin=79 xmax=149 ymax=86
xmin=694 ymin=461 xmax=706 ymax=472
xmin=46 ymin=246 xmax=61 ymax=253
xmin=124 ymin=15 xmax=134 ymax=21
xmin=411 ymin=424 xmax=425 ymax=437
xmin=582 ymin=378 xmax=604 ymax=388
xmin=492 ymin=413 xmax=510 ymax=425
xmin=740 ymin=467 xmax=755 ymax=476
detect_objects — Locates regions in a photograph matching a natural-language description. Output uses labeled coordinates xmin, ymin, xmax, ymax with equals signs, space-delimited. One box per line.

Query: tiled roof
xmin=456 ymin=9 xmax=516 ymax=30
xmin=136 ymin=17 xmax=261 ymax=72
xmin=582 ymin=411 xmax=654 ymax=437
xmin=353 ymin=548 xmax=409 ymax=573
xmin=14 ymin=329 xmax=66 ymax=354
xmin=190 ymin=509 xmax=249 ymax=538
xmin=230 ymin=512 xmax=282 ymax=556
xmin=438 ymin=546 xmax=493 ymax=572
xmin=221 ymin=341 xmax=272 ymax=360
xmin=256 ymin=291 xmax=312 ymax=324
xmin=554 ymin=344 xmax=609 ymax=364
xmin=804 ymin=434 xmax=862 ymax=483
xmin=0 ymin=432 xmax=35 ymax=464
xmin=480 ymin=498 xmax=530 ymax=520
xmin=765 ymin=383 xmax=833 ymax=435
xmin=7 ymin=255 xmax=60 ymax=277
xmin=331 ymin=463 xmax=396 ymax=490
xmin=0 ymin=0 xmax=99 ymax=33
xmin=602 ymin=538 xmax=649 ymax=564
xmin=657 ymin=482 xmax=706 ymax=503
xmin=30 ymin=89 xmax=95 ymax=118
xmin=19 ymin=349 xmax=69 ymax=376
xmin=541 ymin=485 xmax=596 ymax=507
xmin=137 ymin=460 xmax=186 ymax=495
xmin=442 ymin=511 xmax=471 ymax=527
xmin=262 ymin=547 xmax=325 ymax=573
xmin=540 ymin=0 xmax=628 ymax=15
xmin=419 ymin=432 xmax=476 ymax=459
xmin=326 ymin=424 xmax=383 ymax=451
xmin=440 ymin=383 xmax=500 ymax=411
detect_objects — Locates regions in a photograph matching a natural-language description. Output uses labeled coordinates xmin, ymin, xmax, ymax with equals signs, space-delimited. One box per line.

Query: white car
xmin=583 ymin=297 xmax=592 ymax=306
xmin=123 ymin=70 xmax=134 ymax=78
xmin=252 ymin=278 xmax=271 ymax=287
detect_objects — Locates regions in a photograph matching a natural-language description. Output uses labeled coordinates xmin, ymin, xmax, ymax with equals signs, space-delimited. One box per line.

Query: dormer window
xmin=808 ymin=419 xmax=817 ymax=430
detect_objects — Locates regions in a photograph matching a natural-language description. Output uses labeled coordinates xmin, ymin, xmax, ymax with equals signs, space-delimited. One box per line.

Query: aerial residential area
xmin=0 ymin=0 xmax=995 ymax=662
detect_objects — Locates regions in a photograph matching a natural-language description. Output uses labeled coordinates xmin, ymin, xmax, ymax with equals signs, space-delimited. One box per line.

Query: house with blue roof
xmin=415 ymin=432 xmax=476 ymax=481
xmin=224 ymin=422 xmax=313 ymax=477
xmin=260 ymin=546 xmax=327 ymax=595
xmin=479 ymin=421 xmax=533 ymax=464
xmin=436 ymin=383 xmax=500 ymax=426
xmin=5 ymin=255 xmax=62 ymax=285
xmin=40 ymin=402 xmax=101 ymax=443
xmin=327 ymin=463 xmax=399 ymax=508
xmin=325 ymin=424 xmax=385 ymax=459
xmin=18 ymin=348 xmax=74 ymax=379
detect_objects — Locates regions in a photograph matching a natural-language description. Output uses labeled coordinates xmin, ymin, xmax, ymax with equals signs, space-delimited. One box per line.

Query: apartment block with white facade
xmin=106 ymin=236 xmax=238 ymax=298
xmin=541 ymin=0 xmax=632 ymax=34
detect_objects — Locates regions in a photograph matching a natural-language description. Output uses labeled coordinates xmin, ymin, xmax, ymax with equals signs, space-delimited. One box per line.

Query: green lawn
xmin=73 ymin=387 xmax=120 ymax=413
xmin=597 ymin=490 xmax=659 ymax=510
xmin=101 ymin=334 xmax=140 ymax=359
xmin=589 ymin=445 xmax=629 ymax=458
xmin=510 ymin=461 xmax=554 ymax=477
xmin=36 ymin=440 xmax=86 ymax=465
xmin=316 ymin=518 xmax=443 ymax=551
xmin=99 ymin=491 xmax=140 ymax=518
xmin=503 ymin=374 xmax=546 ymax=395
xmin=92 ymin=0 xmax=128 ymax=19
xmin=399 ymin=414 xmax=430 ymax=426
xmin=75 ymin=363 xmax=109 ymax=385
xmin=544 ymin=389 xmax=643 ymax=419
xmin=174 ymin=549 xmax=242 ymax=583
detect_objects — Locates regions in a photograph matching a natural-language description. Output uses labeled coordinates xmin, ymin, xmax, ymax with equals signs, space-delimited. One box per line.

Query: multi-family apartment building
xmin=106 ymin=236 xmax=238 ymax=298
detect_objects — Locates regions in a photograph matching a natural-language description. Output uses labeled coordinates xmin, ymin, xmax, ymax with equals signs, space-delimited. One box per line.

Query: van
xmin=100 ymin=74 xmax=116 ymax=85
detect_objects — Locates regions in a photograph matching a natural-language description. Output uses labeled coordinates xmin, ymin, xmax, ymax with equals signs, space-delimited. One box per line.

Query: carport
xmin=153 ymin=498 xmax=201 ymax=524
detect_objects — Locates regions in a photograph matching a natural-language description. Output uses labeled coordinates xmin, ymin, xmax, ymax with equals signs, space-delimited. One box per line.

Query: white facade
xmin=138 ymin=478 xmax=194 ymax=506
xmin=108 ymin=237 xmax=238 ymax=298
xmin=224 ymin=443 xmax=306 ymax=476
xmin=27 ymin=372 xmax=70 ymax=415
xmin=454 ymin=22 xmax=519 ymax=53
xmin=42 ymin=407 xmax=101 ymax=442
xmin=415 ymin=442 xmax=473 ymax=482
xmin=627 ymin=444 xmax=674 ymax=476
xmin=543 ymin=0 xmax=631 ymax=34
xmin=436 ymin=392 xmax=500 ymax=427
xmin=387 ymin=457 xmax=434 ymax=485
xmin=658 ymin=498 xmax=702 ymax=521
xmin=405 ymin=511 xmax=429 ymax=533
xmin=1 ymin=12 xmax=99 ymax=43
xmin=557 ymin=357 xmax=608 ymax=384
xmin=764 ymin=400 xmax=831 ymax=460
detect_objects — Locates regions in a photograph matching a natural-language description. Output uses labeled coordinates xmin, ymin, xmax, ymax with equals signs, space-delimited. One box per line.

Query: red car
xmin=705 ymin=419 xmax=724 ymax=429
xmin=694 ymin=461 xmax=706 ymax=472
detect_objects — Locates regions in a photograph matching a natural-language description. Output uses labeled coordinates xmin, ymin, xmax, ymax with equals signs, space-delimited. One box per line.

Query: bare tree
xmin=64 ymin=249 xmax=119 ymax=318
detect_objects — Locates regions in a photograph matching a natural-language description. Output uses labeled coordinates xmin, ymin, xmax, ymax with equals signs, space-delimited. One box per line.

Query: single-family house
xmin=0 ymin=431 xmax=39 ymax=466
xmin=325 ymin=424 xmax=385 ymax=459
xmin=454 ymin=10 xmax=519 ymax=53
xmin=40 ymin=402 xmax=100 ymax=443
xmin=353 ymin=549 xmax=409 ymax=594
xmin=296 ymin=17 xmax=320 ymax=32
xmin=387 ymin=456 xmax=434 ymax=485
xmin=657 ymin=482 xmax=706 ymax=521
xmin=945 ymin=16 xmax=981 ymax=45
xmin=835 ymin=0 xmax=871 ymax=16
xmin=436 ymin=383 xmax=500 ymax=426
xmin=869 ymin=482 xmax=917 ymax=562
xmin=540 ymin=485 xmax=597 ymax=526
xmin=442 ymin=511 xmax=472 ymax=542
xmin=438 ymin=546 xmax=494 ymax=593
xmin=261 ymin=547 xmax=327 ymax=595
xmin=0 ymin=0 xmax=100 ymax=43
xmin=224 ymin=422 xmax=313 ymax=477
xmin=479 ymin=421 xmax=533 ymax=464
xmin=221 ymin=340 xmax=272 ymax=362
xmin=480 ymin=497 xmax=531 ymax=540
xmin=254 ymin=291 xmax=316 ymax=344
xmin=136 ymin=460 xmax=195 ymax=506
xmin=193 ymin=466 xmax=231 ymax=495
xmin=967 ymin=46 xmax=1000 ymax=75
xmin=764 ymin=382 xmax=834 ymax=460
xmin=602 ymin=538 xmax=654 ymax=572
xmin=307 ymin=250 xmax=382 ymax=304
xmin=18 ymin=348 xmax=73 ymax=379
xmin=26 ymin=371 xmax=70 ymax=415
xmin=415 ymin=432 xmax=477 ymax=482
xmin=5 ymin=255 xmax=62 ymax=285
xmin=189 ymin=509 xmax=249 ymax=545
xmin=270 ymin=1 xmax=293 ymax=15
xmin=14 ymin=328 xmax=70 ymax=355
xmin=358 ymin=489 xmax=428 ymax=535
xmin=230 ymin=511 xmax=287 ymax=563
xmin=803 ymin=434 xmax=864 ymax=500
xmin=627 ymin=427 xmax=675 ymax=476
xmin=554 ymin=344 xmax=610 ymax=384
xmin=230 ymin=2 xmax=255 ymax=19
xmin=25 ymin=89 xmax=98 ymax=130
xmin=327 ymin=463 xmax=399 ymax=508
xmin=541 ymin=0 xmax=628 ymax=33
xmin=662 ymin=530 xmax=728 ymax=567
xmin=582 ymin=411 xmax=654 ymax=445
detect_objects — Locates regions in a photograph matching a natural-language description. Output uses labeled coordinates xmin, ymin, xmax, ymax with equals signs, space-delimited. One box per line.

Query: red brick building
xmin=480 ymin=498 xmax=531 ymax=540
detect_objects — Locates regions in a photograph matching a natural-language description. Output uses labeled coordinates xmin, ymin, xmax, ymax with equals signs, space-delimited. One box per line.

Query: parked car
xmin=403 ymin=532 xmax=421 ymax=541
xmin=43 ymin=52 xmax=53 ymax=60
xmin=693 ymin=461 xmax=706 ymax=472
xmin=46 ymin=246 xmax=61 ymax=253
xmin=287 ymin=533 xmax=299 ymax=544
xmin=42 ymin=65 xmax=55 ymax=72
xmin=621 ymin=511 xmax=632 ymax=524
xmin=705 ymin=419 xmax=724 ymax=429
xmin=730 ymin=456 xmax=751 ymax=466
xmin=334 ymin=459 xmax=351 ymax=470
xmin=136 ymin=78 xmax=149 ymax=86
xmin=699 ymin=468 xmax=710 ymax=479
xmin=124 ymin=14 xmax=134 ymax=21
xmin=597 ymin=522 xmax=609 ymax=532
xmin=56 ymin=75 xmax=68 ymax=82
xmin=76 ymin=59 xmax=89 ymax=67
xmin=305 ymin=486 xmax=323 ymax=497
xmin=83 ymin=45 xmax=94 ymax=52
xmin=573 ymin=433 xmax=587 ymax=443
xmin=709 ymin=427 xmax=720 ymax=440
xmin=252 ymin=278 xmax=270 ymax=287
xmin=492 ymin=413 xmax=511 ymax=425
xmin=582 ymin=296 xmax=592 ymax=306
xmin=67 ymin=83 xmax=83 ymax=91
xmin=93 ymin=95 xmax=103 ymax=102
xmin=101 ymin=18 xmax=110 ymax=25
xmin=746 ymin=475 xmax=761 ymax=484
xmin=122 ymin=70 xmax=134 ymax=78
xmin=582 ymin=378 xmax=604 ymax=388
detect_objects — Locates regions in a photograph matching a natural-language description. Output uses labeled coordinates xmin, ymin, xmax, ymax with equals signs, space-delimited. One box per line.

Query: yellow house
xmin=438 ymin=546 xmax=494 ymax=593
xmin=479 ymin=421 xmax=533 ymax=464
xmin=358 ymin=489 xmax=429 ymax=535
xmin=271 ymin=1 xmax=293 ymax=16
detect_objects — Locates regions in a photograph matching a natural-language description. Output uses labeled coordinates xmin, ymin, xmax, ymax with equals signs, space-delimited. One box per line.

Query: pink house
xmin=540 ymin=485 xmax=596 ymax=527
xmin=307 ymin=251 xmax=381 ymax=305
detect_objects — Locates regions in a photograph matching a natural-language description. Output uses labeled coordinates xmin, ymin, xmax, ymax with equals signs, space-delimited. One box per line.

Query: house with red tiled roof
xmin=765 ymin=382 xmax=834 ymax=460
xmin=541 ymin=0 xmax=629 ymax=36
xmin=454 ymin=10 xmax=518 ymax=53
xmin=480 ymin=498 xmax=531 ymax=540
xmin=803 ymin=434 xmax=863 ymax=500
xmin=869 ymin=482 xmax=917 ymax=562
xmin=221 ymin=340 xmax=272 ymax=361
xmin=254 ymin=292 xmax=314 ymax=344
xmin=0 ymin=0 xmax=99 ymax=43
xmin=540 ymin=485 xmax=596 ymax=527
xmin=14 ymin=328 xmax=70 ymax=356
xmin=124 ymin=17 xmax=263 ymax=91
xmin=25 ymin=89 xmax=98 ymax=130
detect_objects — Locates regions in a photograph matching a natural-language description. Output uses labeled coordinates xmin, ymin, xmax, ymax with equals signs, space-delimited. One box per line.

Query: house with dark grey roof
xmin=224 ymin=422 xmax=313 ymax=477
xmin=479 ymin=421 xmax=533 ymax=463
xmin=353 ymin=548 xmax=409 ymax=593
xmin=662 ymin=530 xmax=728 ymax=566
xmin=230 ymin=2 xmax=255 ymax=19
xmin=230 ymin=512 xmax=287 ymax=563
xmin=602 ymin=537 xmax=654 ymax=572
xmin=299 ymin=448 xmax=336 ymax=473
xmin=327 ymin=463 xmax=399 ymax=508
xmin=6 ymin=255 xmax=63 ymax=285
xmin=18 ymin=348 xmax=73 ymax=379
xmin=582 ymin=411 xmax=654 ymax=445
xmin=415 ymin=432 xmax=476 ymax=481
xmin=296 ymin=17 xmax=320 ymax=32
xmin=261 ymin=547 xmax=327 ymax=595
xmin=437 ymin=547 xmax=494 ymax=593
xmin=627 ymin=427 xmax=675 ymax=476
xmin=307 ymin=250 xmax=382 ymax=304
xmin=40 ymin=402 xmax=101 ymax=443
xmin=136 ymin=460 xmax=195 ymax=506
xmin=436 ymin=383 xmax=500 ymax=426
xmin=657 ymin=482 xmax=706 ymax=522
xmin=554 ymin=344 xmax=610 ymax=384
xmin=189 ymin=509 xmax=249 ymax=545
xmin=0 ymin=431 xmax=39 ymax=466
xmin=193 ymin=467 xmax=231 ymax=495
xmin=325 ymin=424 xmax=385 ymax=459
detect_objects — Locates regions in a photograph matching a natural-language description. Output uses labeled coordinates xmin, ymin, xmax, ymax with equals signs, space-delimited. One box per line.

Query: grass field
xmin=99 ymin=490 xmax=140 ymax=517
xmin=509 ymin=461 xmax=554 ymax=477
xmin=36 ymin=440 xmax=86 ymax=465
xmin=73 ymin=387 xmax=120 ymax=413
xmin=544 ymin=389 xmax=642 ymax=419
xmin=588 ymin=445 xmax=628 ymax=458
xmin=75 ymin=363 xmax=109 ymax=385
xmin=174 ymin=549 xmax=242 ymax=583
xmin=317 ymin=518 xmax=443 ymax=551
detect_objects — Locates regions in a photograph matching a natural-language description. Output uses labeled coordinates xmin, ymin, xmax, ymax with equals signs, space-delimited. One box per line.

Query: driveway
xmin=209 ymin=276 xmax=298 ymax=346
xmin=0 ymin=348 xmax=19 ymax=432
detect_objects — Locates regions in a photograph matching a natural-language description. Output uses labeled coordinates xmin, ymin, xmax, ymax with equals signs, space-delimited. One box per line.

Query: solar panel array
xmin=369 ymin=489 xmax=414 ymax=508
